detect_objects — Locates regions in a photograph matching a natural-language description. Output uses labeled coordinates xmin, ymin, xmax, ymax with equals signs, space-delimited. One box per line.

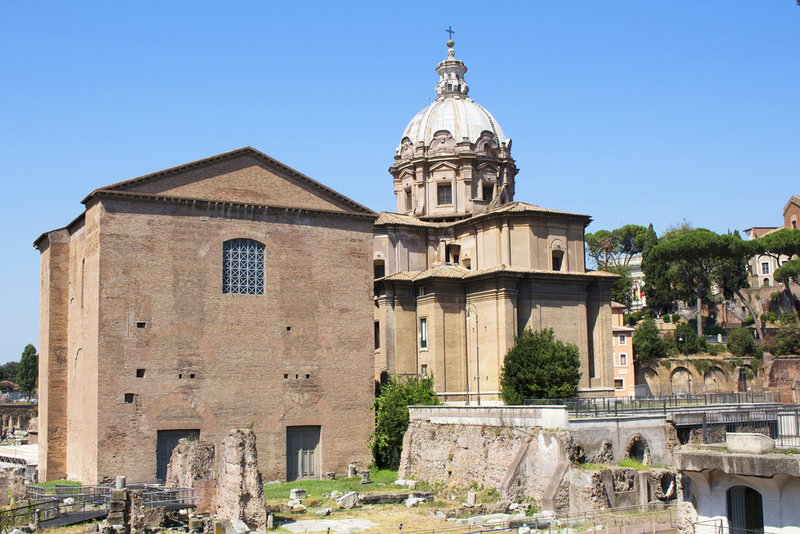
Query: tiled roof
xmin=377 ymin=264 xmax=620 ymax=282
xmin=374 ymin=201 xmax=591 ymax=230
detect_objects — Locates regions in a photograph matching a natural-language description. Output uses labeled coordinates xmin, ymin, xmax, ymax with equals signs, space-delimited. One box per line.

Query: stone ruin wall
xmin=399 ymin=419 xmax=678 ymax=515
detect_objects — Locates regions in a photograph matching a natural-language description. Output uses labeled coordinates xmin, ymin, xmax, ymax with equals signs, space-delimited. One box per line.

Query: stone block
xmin=216 ymin=430 xmax=266 ymax=531
xmin=110 ymin=490 xmax=128 ymax=501
xmin=466 ymin=491 xmax=476 ymax=506
xmin=336 ymin=491 xmax=359 ymax=509
xmin=229 ymin=519 xmax=249 ymax=534
xmin=347 ymin=465 xmax=357 ymax=477
xmin=289 ymin=489 xmax=306 ymax=499
xmin=109 ymin=501 xmax=126 ymax=513
xmin=315 ymin=508 xmax=332 ymax=516
xmin=726 ymin=432 xmax=776 ymax=454
xmin=290 ymin=505 xmax=306 ymax=513
xmin=188 ymin=519 xmax=204 ymax=531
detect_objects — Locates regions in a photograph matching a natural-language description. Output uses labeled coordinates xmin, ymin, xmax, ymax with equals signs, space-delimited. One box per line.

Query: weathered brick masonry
xmin=35 ymin=147 xmax=376 ymax=483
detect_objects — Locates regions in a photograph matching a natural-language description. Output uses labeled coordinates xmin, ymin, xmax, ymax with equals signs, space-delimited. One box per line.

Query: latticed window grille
xmin=222 ymin=239 xmax=265 ymax=295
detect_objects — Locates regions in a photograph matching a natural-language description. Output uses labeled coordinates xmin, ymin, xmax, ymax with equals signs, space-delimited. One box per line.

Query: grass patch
xmin=617 ymin=458 xmax=667 ymax=470
xmin=768 ymin=447 xmax=800 ymax=455
xmin=263 ymin=469 xmax=399 ymax=502
xmin=573 ymin=463 xmax=607 ymax=470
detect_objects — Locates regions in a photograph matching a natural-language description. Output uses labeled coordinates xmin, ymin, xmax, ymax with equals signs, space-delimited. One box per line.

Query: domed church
xmin=373 ymin=40 xmax=618 ymax=401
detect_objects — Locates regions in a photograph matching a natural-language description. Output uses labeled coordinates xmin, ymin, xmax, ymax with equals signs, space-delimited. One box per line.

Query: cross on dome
xmin=435 ymin=36 xmax=468 ymax=97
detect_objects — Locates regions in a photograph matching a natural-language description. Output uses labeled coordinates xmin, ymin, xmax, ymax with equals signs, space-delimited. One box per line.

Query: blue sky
xmin=1 ymin=1 xmax=798 ymax=363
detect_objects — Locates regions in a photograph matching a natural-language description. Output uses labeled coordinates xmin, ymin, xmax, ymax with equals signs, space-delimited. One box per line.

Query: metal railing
xmin=693 ymin=518 xmax=779 ymax=534
xmin=692 ymin=407 xmax=800 ymax=447
xmin=27 ymin=483 xmax=111 ymax=505
xmin=523 ymin=393 xmax=781 ymax=418
xmin=141 ymin=486 xmax=196 ymax=508
xmin=403 ymin=503 xmax=677 ymax=534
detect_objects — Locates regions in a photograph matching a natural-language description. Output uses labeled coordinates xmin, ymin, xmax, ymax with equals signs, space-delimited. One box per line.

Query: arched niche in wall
xmin=550 ymin=239 xmax=566 ymax=271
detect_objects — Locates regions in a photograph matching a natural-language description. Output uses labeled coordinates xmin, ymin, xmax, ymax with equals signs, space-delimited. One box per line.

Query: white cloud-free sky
xmin=1 ymin=1 xmax=797 ymax=362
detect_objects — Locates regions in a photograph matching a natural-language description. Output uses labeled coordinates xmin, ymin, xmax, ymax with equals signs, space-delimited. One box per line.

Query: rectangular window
xmin=420 ymin=364 xmax=428 ymax=376
xmin=762 ymin=262 xmax=770 ymax=275
xmin=619 ymin=353 xmax=627 ymax=366
xmin=483 ymin=185 xmax=493 ymax=201
xmin=619 ymin=334 xmax=626 ymax=346
xmin=615 ymin=379 xmax=624 ymax=390
xmin=437 ymin=184 xmax=452 ymax=205
xmin=374 ymin=321 xmax=380 ymax=350
xmin=420 ymin=318 xmax=428 ymax=350
xmin=405 ymin=190 xmax=412 ymax=211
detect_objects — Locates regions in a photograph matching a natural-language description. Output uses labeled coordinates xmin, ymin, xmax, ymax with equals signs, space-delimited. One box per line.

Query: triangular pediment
xmin=85 ymin=147 xmax=374 ymax=216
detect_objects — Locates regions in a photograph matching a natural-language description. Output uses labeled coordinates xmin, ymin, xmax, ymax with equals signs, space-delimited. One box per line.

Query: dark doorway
xmin=286 ymin=426 xmax=320 ymax=481
xmin=157 ymin=429 xmax=199 ymax=481
xmin=727 ymin=485 xmax=764 ymax=534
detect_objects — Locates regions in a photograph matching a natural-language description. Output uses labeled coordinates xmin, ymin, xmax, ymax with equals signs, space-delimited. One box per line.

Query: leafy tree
xmin=763 ymin=313 xmax=800 ymax=356
xmin=673 ymin=323 xmax=702 ymax=355
xmin=633 ymin=317 xmax=667 ymax=359
xmin=727 ymin=327 xmax=762 ymax=357
xmin=499 ymin=328 xmax=581 ymax=404
xmin=650 ymin=229 xmax=729 ymax=338
xmin=714 ymin=231 xmax=764 ymax=340
xmin=370 ymin=374 xmax=439 ymax=469
xmin=774 ymin=258 xmax=800 ymax=319
xmin=0 ymin=362 xmax=19 ymax=383
xmin=641 ymin=223 xmax=673 ymax=311
xmin=756 ymin=229 xmax=800 ymax=318
xmin=17 ymin=344 xmax=38 ymax=398
xmin=585 ymin=224 xmax=648 ymax=270
xmin=605 ymin=264 xmax=634 ymax=310
xmin=585 ymin=229 xmax=616 ymax=269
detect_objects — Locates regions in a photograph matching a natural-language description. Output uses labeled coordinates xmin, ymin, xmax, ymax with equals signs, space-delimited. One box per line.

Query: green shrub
xmin=760 ymin=312 xmax=777 ymax=323
xmin=762 ymin=313 xmax=800 ymax=356
xmin=663 ymin=314 xmax=671 ymax=323
xmin=771 ymin=291 xmax=783 ymax=303
xmin=673 ymin=323 xmax=701 ymax=355
xmin=707 ymin=344 xmax=723 ymax=356
xmin=633 ymin=318 xmax=667 ymax=359
xmin=742 ymin=316 xmax=755 ymax=326
xmin=624 ymin=311 xmax=644 ymax=327
xmin=672 ymin=313 xmax=681 ymax=323
xmin=693 ymin=359 xmax=711 ymax=375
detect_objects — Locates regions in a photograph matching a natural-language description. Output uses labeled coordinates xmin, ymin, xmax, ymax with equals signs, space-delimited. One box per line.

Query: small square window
xmin=618 ymin=334 xmax=626 ymax=346
xmin=305 ymin=374 xmax=311 ymax=379
xmin=136 ymin=369 xmax=145 ymax=378
xmin=124 ymin=393 xmax=135 ymax=403
xmin=190 ymin=374 xmax=196 ymax=379
xmin=614 ymin=379 xmax=623 ymax=390
xmin=136 ymin=321 xmax=147 ymax=329
xmin=178 ymin=374 xmax=183 ymax=379
xmin=437 ymin=184 xmax=452 ymax=205
xmin=483 ymin=185 xmax=493 ymax=201
xmin=619 ymin=354 xmax=627 ymax=366
xmin=284 ymin=374 xmax=288 ymax=379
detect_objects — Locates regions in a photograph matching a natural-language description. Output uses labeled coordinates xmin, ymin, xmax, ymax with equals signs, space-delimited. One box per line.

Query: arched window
xmin=727 ymin=486 xmax=763 ymax=533
xmin=222 ymin=239 xmax=265 ymax=295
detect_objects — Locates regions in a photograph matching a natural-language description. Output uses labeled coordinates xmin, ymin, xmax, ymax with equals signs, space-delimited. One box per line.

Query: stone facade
xmin=35 ymin=147 xmax=376 ymax=483
xmin=374 ymin=41 xmax=617 ymax=400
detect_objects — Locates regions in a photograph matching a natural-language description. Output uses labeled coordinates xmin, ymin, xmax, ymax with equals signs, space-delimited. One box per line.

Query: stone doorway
xmin=286 ymin=426 xmax=320 ymax=481
xmin=157 ymin=429 xmax=200 ymax=482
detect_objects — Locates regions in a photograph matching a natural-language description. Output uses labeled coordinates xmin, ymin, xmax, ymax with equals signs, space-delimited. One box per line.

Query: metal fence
xmin=403 ymin=503 xmax=677 ymax=534
xmin=693 ymin=518 xmax=780 ymax=534
xmin=523 ymin=392 xmax=782 ymax=418
xmin=692 ymin=407 xmax=800 ymax=447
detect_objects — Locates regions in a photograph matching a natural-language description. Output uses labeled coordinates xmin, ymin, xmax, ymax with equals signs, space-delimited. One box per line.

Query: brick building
xmin=35 ymin=147 xmax=376 ymax=483
xmin=373 ymin=40 xmax=618 ymax=401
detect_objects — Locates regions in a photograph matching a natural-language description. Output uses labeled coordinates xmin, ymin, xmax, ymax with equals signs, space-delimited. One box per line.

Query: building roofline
xmin=81 ymin=146 xmax=376 ymax=216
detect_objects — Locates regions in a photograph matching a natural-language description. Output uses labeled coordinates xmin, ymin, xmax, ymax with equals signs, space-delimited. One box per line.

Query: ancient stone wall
xmin=216 ymin=429 xmax=266 ymax=531
xmin=165 ymin=438 xmax=217 ymax=514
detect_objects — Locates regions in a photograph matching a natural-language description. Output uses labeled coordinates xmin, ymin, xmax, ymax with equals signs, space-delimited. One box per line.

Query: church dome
xmin=398 ymin=40 xmax=506 ymax=151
